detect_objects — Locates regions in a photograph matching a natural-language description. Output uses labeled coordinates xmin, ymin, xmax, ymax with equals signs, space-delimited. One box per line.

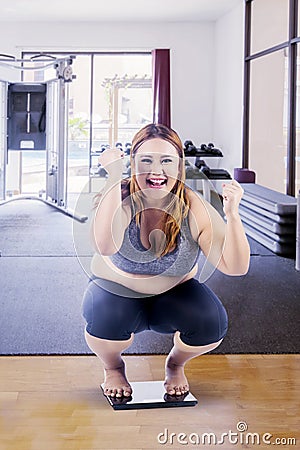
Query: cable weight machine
xmin=0 ymin=53 xmax=87 ymax=222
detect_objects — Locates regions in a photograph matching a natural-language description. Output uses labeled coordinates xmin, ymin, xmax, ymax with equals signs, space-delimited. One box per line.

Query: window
xmin=251 ymin=0 xmax=289 ymax=54
xmin=249 ymin=50 xmax=288 ymax=193
xmin=93 ymin=54 xmax=152 ymax=149
xmin=243 ymin=0 xmax=299 ymax=196
xmin=295 ymin=45 xmax=300 ymax=194
xmin=21 ymin=52 xmax=152 ymax=199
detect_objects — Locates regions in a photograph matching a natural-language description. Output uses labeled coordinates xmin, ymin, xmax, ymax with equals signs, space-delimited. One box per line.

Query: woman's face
xmin=133 ymin=138 xmax=180 ymax=199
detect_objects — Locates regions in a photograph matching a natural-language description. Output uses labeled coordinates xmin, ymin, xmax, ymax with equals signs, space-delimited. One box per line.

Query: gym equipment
xmin=200 ymin=166 xmax=231 ymax=179
xmin=7 ymin=83 xmax=47 ymax=150
xmin=184 ymin=139 xmax=193 ymax=149
xmin=183 ymin=140 xmax=198 ymax=156
xmin=239 ymin=206 xmax=296 ymax=235
xmin=241 ymin=183 xmax=296 ymax=215
xmin=101 ymin=381 xmax=197 ymax=410
xmin=184 ymin=144 xmax=231 ymax=202
xmin=239 ymin=183 xmax=297 ymax=256
xmin=0 ymin=54 xmax=87 ymax=222
xmin=95 ymin=166 xmax=107 ymax=177
xmin=125 ymin=142 xmax=131 ymax=155
xmin=240 ymin=199 xmax=295 ymax=224
xmin=234 ymin=167 xmax=256 ymax=183
xmin=184 ymin=140 xmax=223 ymax=157
xmin=91 ymin=142 xmax=130 ymax=177
xmin=185 ymin=166 xmax=206 ymax=179
xmin=185 ymin=165 xmax=230 ymax=180
xmin=199 ymin=143 xmax=223 ymax=156
xmin=242 ymin=222 xmax=295 ymax=255
xmin=194 ymin=158 xmax=208 ymax=169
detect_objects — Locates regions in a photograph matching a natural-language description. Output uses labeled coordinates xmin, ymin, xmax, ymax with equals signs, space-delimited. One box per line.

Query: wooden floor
xmin=0 ymin=355 xmax=299 ymax=450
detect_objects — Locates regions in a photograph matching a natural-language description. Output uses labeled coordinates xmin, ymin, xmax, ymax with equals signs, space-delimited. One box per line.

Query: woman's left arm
xmin=220 ymin=180 xmax=250 ymax=275
xmin=190 ymin=181 xmax=250 ymax=276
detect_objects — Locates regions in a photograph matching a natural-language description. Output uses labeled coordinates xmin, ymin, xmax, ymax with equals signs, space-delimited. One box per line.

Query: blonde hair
xmin=94 ymin=123 xmax=190 ymax=257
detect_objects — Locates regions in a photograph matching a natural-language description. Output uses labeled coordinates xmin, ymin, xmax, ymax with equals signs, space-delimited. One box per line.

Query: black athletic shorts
xmin=82 ymin=277 xmax=228 ymax=346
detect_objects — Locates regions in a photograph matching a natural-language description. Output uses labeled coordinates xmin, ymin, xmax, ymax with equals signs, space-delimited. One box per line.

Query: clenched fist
xmin=98 ymin=147 xmax=125 ymax=178
xmin=222 ymin=180 xmax=244 ymax=218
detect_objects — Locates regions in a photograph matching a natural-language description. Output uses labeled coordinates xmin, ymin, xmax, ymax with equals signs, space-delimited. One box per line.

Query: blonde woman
xmin=82 ymin=124 xmax=250 ymax=398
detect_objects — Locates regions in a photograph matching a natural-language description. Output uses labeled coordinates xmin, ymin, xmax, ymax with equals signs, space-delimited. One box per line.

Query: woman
xmin=82 ymin=123 xmax=250 ymax=399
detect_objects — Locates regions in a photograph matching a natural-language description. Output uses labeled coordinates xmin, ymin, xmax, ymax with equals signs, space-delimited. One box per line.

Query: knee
xmin=180 ymin=302 xmax=228 ymax=346
xmin=175 ymin=331 xmax=224 ymax=353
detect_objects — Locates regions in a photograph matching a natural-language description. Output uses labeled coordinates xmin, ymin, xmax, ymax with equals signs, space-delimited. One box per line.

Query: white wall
xmin=213 ymin=2 xmax=244 ymax=176
xmin=0 ymin=13 xmax=244 ymax=185
xmin=0 ymin=20 xmax=215 ymax=142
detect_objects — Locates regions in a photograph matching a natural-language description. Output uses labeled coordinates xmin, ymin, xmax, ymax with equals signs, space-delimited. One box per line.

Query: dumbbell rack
xmin=239 ymin=183 xmax=297 ymax=256
xmin=89 ymin=140 xmax=232 ymax=200
xmin=183 ymin=141 xmax=231 ymax=201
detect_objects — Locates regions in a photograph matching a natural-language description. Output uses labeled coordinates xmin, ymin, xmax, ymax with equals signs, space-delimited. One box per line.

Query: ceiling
xmin=0 ymin=0 xmax=241 ymax=23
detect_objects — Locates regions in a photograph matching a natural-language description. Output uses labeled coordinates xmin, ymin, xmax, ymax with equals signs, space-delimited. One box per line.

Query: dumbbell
xmin=184 ymin=140 xmax=193 ymax=149
xmin=207 ymin=142 xmax=223 ymax=156
xmin=193 ymin=144 xmax=206 ymax=156
xmin=184 ymin=140 xmax=197 ymax=156
xmin=125 ymin=142 xmax=131 ymax=155
xmin=200 ymin=165 xmax=210 ymax=176
xmin=194 ymin=157 xmax=208 ymax=169
xmin=96 ymin=166 xmax=108 ymax=177
xmin=195 ymin=143 xmax=221 ymax=156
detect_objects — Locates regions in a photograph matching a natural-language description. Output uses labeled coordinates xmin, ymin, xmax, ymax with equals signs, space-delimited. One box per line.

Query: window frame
xmin=243 ymin=0 xmax=299 ymax=196
xmin=21 ymin=50 xmax=152 ymax=160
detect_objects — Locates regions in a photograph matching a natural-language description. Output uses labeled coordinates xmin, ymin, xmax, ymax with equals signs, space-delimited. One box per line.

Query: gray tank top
xmin=110 ymin=215 xmax=200 ymax=277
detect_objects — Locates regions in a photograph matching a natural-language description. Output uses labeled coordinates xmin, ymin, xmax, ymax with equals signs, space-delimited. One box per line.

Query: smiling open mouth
xmin=146 ymin=177 xmax=167 ymax=187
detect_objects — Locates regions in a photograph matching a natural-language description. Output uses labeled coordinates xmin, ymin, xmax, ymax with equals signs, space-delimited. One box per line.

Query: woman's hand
xmin=222 ymin=180 xmax=244 ymax=218
xmin=98 ymin=147 xmax=124 ymax=178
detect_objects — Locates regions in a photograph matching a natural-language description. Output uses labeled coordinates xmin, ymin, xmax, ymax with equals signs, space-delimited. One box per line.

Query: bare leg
xmin=85 ymin=329 xmax=134 ymax=398
xmin=164 ymin=331 xmax=223 ymax=395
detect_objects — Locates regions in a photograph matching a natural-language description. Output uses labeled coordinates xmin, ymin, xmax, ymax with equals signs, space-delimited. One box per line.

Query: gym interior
xmin=0 ymin=0 xmax=299 ymax=448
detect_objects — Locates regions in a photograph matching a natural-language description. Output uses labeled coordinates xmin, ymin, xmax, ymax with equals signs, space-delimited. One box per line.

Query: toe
xmin=175 ymin=386 xmax=182 ymax=396
xmin=116 ymin=389 xmax=124 ymax=398
xmin=123 ymin=388 xmax=132 ymax=397
xmin=110 ymin=389 xmax=118 ymax=397
xmin=167 ymin=387 xmax=176 ymax=395
xmin=104 ymin=388 xmax=112 ymax=397
xmin=180 ymin=385 xmax=189 ymax=394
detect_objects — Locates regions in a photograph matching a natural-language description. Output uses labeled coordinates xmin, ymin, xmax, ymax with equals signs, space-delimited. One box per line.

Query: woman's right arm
xmin=91 ymin=148 xmax=131 ymax=256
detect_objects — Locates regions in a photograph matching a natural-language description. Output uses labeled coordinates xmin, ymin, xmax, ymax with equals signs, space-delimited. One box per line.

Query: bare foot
xmin=164 ymin=356 xmax=189 ymax=396
xmin=103 ymin=361 xmax=132 ymax=398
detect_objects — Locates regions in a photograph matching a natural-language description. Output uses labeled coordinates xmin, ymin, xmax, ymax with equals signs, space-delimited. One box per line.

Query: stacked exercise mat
xmin=239 ymin=183 xmax=297 ymax=256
